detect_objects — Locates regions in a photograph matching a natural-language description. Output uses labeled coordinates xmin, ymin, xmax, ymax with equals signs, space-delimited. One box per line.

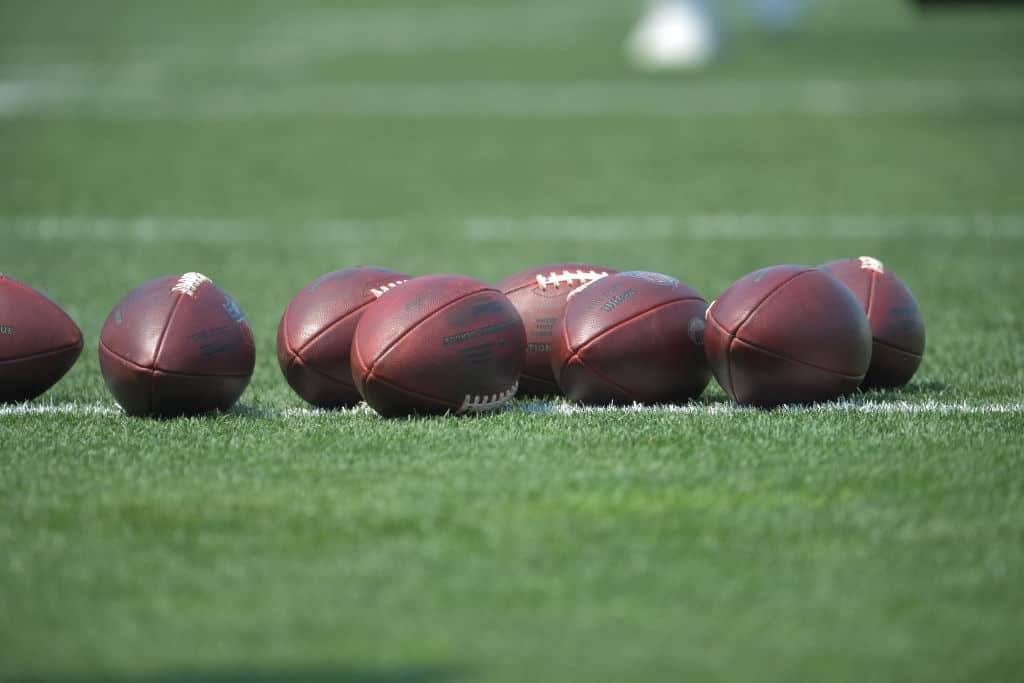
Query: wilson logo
xmin=602 ymin=289 xmax=637 ymax=312
xmin=443 ymin=321 xmax=517 ymax=346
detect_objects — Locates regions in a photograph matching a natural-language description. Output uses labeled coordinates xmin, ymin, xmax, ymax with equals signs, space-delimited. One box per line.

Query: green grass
xmin=2 ymin=1 xmax=1024 ymax=681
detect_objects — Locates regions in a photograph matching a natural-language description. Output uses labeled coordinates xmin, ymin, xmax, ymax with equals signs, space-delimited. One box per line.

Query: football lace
xmin=370 ymin=280 xmax=408 ymax=298
xmin=458 ymin=382 xmax=519 ymax=413
xmin=171 ymin=272 xmax=212 ymax=297
xmin=535 ymin=269 xmax=609 ymax=291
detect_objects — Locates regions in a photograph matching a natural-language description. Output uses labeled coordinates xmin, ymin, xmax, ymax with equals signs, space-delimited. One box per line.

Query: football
xmin=99 ymin=273 xmax=256 ymax=417
xmin=703 ymin=265 xmax=872 ymax=408
xmin=277 ymin=266 xmax=409 ymax=408
xmin=351 ymin=274 xmax=527 ymax=418
xmin=821 ymin=257 xmax=925 ymax=388
xmin=0 ymin=274 xmax=84 ymax=403
xmin=551 ymin=271 xmax=710 ymax=405
xmin=497 ymin=263 xmax=616 ymax=397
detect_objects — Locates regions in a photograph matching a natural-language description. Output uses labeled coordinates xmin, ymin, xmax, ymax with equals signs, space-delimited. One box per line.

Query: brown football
xmin=99 ymin=273 xmax=255 ymax=417
xmin=351 ymin=274 xmax=526 ymax=418
xmin=0 ymin=274 xmax=83 ymax=403
xmin=497 ymin=263 xmax=616 ymax=397
xmin=277 ymin=266 xmax=409 ymax=408
xmin=551 ymin=271 xmax=710 ymax=405
xmin=704 ymin=265 xmax=872 ymax=408
xmin=821 ymin=257 xmax=925 ymax=388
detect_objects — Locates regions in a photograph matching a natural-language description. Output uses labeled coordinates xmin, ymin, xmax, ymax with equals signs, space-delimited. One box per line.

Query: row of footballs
xmin=0 ymin=257 xmax=924 ymax=418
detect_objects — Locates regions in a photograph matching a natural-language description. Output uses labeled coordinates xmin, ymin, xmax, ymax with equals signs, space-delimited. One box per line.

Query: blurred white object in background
xmin=625 ymin=0 xmax=719 ymax=71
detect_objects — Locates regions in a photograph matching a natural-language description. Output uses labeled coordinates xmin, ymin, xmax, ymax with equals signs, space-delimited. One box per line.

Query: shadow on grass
xmin=11 ymin=667 xmax=459 ymax=683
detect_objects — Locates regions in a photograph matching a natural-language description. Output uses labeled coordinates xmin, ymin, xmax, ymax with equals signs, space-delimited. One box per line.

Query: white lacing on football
xmin=858 ymin=256 xmax=884 ymax=274
xmin=566 ymin=275 xmax=608 ymax=302
xmin=458 ymin=382 xmax=518 ymax=414
xmin=706 ymin=299 xmax=716 ymax=320
xmin=536 ymin=269 xmax=609 ymax=291
xmin=370 ymin=280 xmax=408 ymax=298
xmin=171 ymin=272 xmax=211 ymax=297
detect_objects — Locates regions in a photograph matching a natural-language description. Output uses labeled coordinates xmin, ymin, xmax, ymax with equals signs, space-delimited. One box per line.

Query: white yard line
xmin=2 ymin=400 xmax=1022 ymax=419
xmin=464 ymin=214 xmax=1024 ymax=241
xmin=5 ymin=214 xmax=1023 ymax=243
xmin=1 ymin=79 xmax=1022 ymax=120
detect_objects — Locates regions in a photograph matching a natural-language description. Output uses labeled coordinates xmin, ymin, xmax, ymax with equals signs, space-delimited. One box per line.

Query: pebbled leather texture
xmin=0 ymin=274 xmax=83 ymax=403
xmin=822 ymin=258 xmax=925 ymax=388
xmin=705 ymin=265 xmax=872 ymax=407
xmin=352 ymin=274 xmax=526 ymax=418
xmin=99 ymin=274 xmax=255 ymax=416
xmin=551 ymin=271 xmax=710 ymax=405
xmin=277 ymin=266 xmax=409 ymax=408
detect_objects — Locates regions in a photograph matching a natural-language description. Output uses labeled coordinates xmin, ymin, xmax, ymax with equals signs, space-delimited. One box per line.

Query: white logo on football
xmin=858 ymin=256 xmax=884 ymax=274
xmin=171 ymin=272 xmax=212 ymax=297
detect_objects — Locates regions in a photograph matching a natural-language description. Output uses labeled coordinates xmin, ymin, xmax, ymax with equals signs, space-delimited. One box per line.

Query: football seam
xmin=729 ymin=335 xmax=867 ymax=380
xmin=150 ymin=289 xmax=187 ymax=373
xmin=99 ymin=340 xmax=254 ymax=378
xmin=872 ymin=336 xmax=924 ymax=358
xmin=865 ymin=271 xmax=877 ymax=320
xmin=706 ymin=310 xmax=739 ymax=401
xmin=289 ymin=355 xmax=357 ymax=389
xmin=727 ymin=269 xmax=814 ymax=336
xmin=571 ymin=297 xmax=706 ymax=355
xmin=569 ymin=354 xmax=643 ymax=403
xmin=363 ymin=370 xmax=460 ymax=412
xmin=0 ymin=339 xmax=83 ymax=365
xmin=363 ymin=286 xmax=494 ymax=376
xmin=291 ymin=298 xmax=375 ymax=359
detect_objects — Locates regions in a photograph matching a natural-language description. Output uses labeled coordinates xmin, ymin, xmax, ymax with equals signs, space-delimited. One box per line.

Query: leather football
xmin=0 ymin=274 xmax=83 ymax=403
xmin=351 ymin=274 xmax=526 ymax=417
xmin=704 ymin=265 xmax=872 ymax=407
xmin=551 ymin=271 xmax=710 ymax=405
xmin=99 ymin=273 xmax=255 ymax=417
xmin=278 ymin=266 xmax=409 ymax=407
xmin=497 ymin=263 xmax=616 ymax=397
xmin=821 ymin=257 xmax=925 ymax=388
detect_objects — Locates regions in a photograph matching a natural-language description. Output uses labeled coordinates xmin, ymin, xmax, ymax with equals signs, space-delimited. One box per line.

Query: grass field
xmin=2 ymin=1 xmax=1024 ymax=681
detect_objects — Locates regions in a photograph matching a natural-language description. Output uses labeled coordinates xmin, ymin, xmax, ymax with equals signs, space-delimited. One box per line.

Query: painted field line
xmin=6 ymin=214 xmax=1022 ymax=243
xmin=523 ymin=400 xmax=1024 ymax=416
xmin=3 ymin=400 xmax=1022 ymax=419
xmin=2 ymin=78 xmax=1022 ymax=120
xmin=465 ymin=214 xmax=1024 ymax=241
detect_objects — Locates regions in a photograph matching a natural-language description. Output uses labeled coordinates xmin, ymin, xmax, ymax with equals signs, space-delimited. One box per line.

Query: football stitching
xmin=566 ymin=353 xmax=642 ymax=404
xmin=458 ymin=382 xmax=519 ymax=413
xmin=0 ymin=341 xmax=82 ymax=365
xmin=572 ymin=297 xmax=706 ymax=355
xmin=292 ymin=298 xmax=373 ymax=358
xmin=872 ymin=336 xmax=924 ymax=358
xmin=730 ymin=268 xmax=814 ymax=337
xmin=730 ymin=335 xmax=867 ymax=380
xmin=705 ymin=311 xmax=739 ymax=402
xmin=363 ymin=370 xmax=462 ymax=412
xmin=370 ymin=280 xmax=408 ymax=298
xmin=99 ymin=340 xmax=254 ymax=378
xmin=536 ymin=269 xmax=609 ymax=291
xmin=170 ymin=272 xmax=211 ymax=297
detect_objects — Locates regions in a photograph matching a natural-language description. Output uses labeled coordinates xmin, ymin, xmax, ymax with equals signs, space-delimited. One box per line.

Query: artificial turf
xmin=2 ymin=1 xmax=1023 ymax=681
